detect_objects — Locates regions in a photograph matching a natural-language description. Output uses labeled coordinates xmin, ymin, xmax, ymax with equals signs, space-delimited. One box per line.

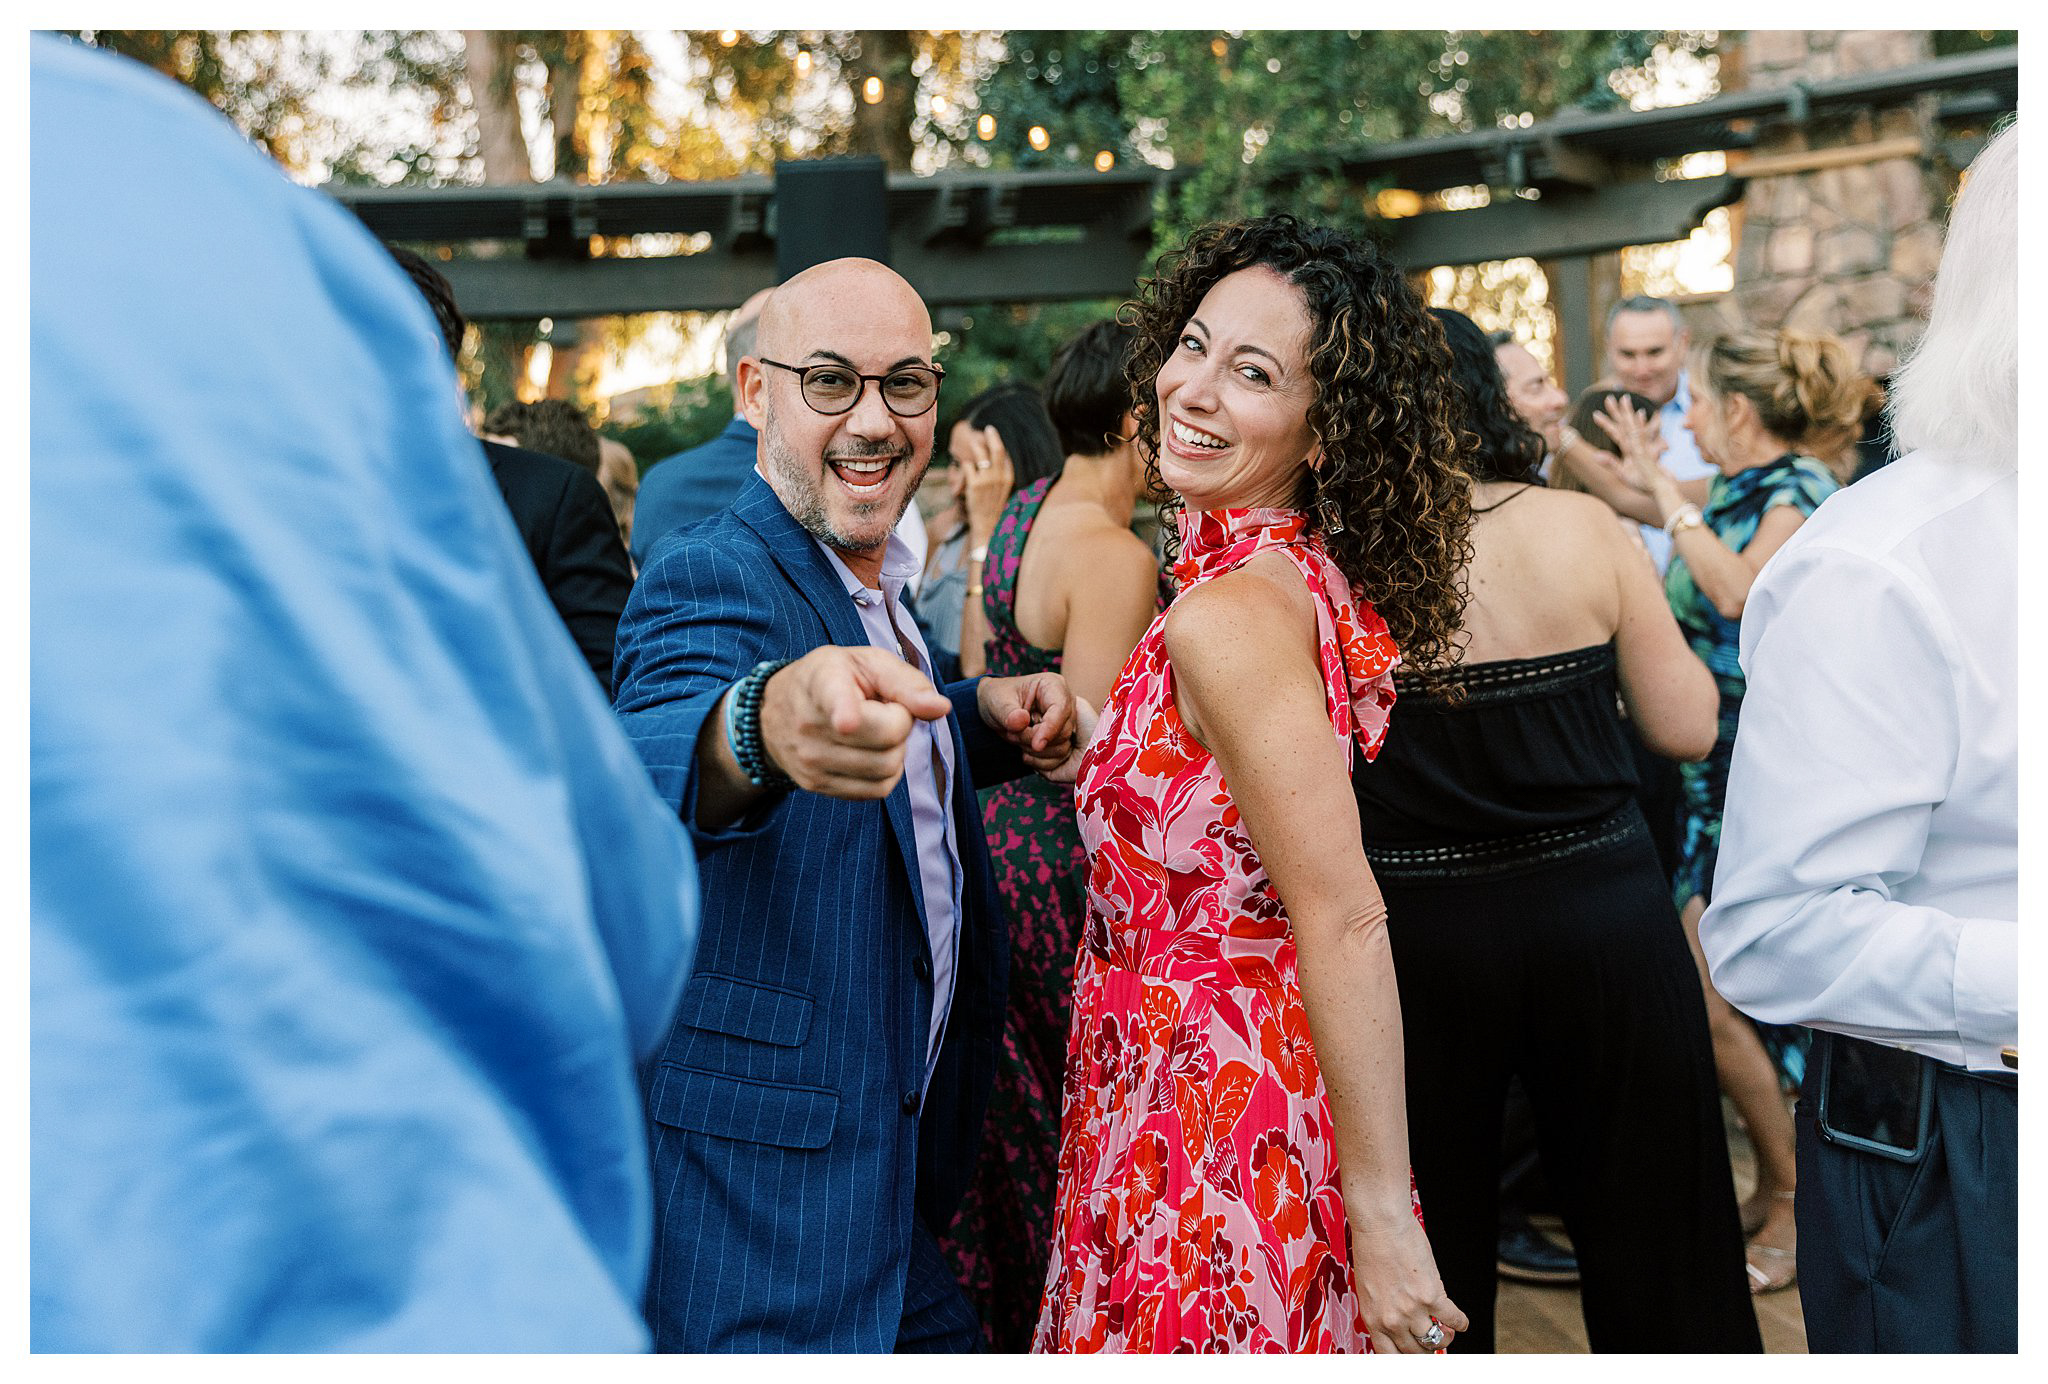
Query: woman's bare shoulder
xmin=1519 ymin=484 xmax=1626 ymax=527
xmin=1039 ymin=509 xmax=1159 ymax=578
xmin=1165 ymin=555 xmax=1316 ymax=660
xmin=1498 ymin=487 xmax=1637 ymax=558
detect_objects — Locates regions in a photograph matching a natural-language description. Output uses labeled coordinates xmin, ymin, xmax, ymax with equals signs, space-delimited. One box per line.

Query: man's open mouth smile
xmin=828 ymin=454 xmax=900 ymax=496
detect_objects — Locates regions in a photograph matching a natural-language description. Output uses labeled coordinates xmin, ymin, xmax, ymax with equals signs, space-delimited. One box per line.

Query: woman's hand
xmin=1592 ymin=396 xmax=1670 ymax=494
xmin=956 ymin=424 xmax=1016 ymax=543
xmin=1347 ymin=1203 xmax=1468 ymax=1354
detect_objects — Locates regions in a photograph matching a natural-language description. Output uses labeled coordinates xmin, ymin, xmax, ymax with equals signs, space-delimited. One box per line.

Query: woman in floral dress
xmin=1032 ymin=215 xmax=1474 ymax=1354
xmin=939 ymin=323 xmax=1162 ymax=1350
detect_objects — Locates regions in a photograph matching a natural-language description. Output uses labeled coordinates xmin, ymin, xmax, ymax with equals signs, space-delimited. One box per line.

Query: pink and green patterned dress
xmin=939 ymin=474 xmax=1166 ymax=1350
xmin=1032 ymin=506 xmax=1414 ymax=1354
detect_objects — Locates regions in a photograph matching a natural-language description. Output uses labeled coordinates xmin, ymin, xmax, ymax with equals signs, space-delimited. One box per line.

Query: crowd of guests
xmin=32 ymin=33 xmax=2015 ymax=1357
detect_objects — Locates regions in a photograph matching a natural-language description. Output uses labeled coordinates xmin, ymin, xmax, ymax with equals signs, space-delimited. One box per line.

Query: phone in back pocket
xmin=1816 ymin=1034 xmax=1935 ymax=1163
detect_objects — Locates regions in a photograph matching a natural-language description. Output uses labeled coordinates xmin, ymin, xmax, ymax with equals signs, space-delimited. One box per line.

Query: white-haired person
xmin=1698 ymin=121 xmax=2017 ymax=1352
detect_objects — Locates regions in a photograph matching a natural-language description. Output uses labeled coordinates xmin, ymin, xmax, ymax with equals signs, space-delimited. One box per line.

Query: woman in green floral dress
xmin=936 ymin=323 xmax=1164 ymax=1349
xmin=1596 ymin=327 xmax=1876 ymax=1295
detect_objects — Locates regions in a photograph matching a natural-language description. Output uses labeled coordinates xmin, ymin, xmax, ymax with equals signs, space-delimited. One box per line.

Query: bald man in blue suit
xmin=614 ymin=258 xmax=1091 ymax=1352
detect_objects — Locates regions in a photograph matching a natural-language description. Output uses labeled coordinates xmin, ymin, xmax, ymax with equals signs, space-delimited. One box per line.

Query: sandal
xmin=1745 ymin=1243 xmax=1798 ymax=1295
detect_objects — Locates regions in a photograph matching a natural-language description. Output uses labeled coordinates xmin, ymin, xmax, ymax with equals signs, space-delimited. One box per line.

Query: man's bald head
xmin=755 ymin=259 xmax=930 ymax=363
xmin=741 ymin=258 xmax=941 ymax=582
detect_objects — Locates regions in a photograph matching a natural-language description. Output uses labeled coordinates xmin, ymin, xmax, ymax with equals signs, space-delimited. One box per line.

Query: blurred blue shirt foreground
xmin=30 ymin=36 xmax=698 ymax=1350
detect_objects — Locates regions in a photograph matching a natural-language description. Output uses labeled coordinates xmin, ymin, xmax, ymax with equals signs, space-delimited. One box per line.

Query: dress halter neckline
xmin=1172 ymin=507 xmax=1311 ymax=587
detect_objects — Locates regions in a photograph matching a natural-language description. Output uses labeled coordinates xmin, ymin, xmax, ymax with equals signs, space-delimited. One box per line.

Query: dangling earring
xmin=1314 ymin=462 xmax=1345 ymax=534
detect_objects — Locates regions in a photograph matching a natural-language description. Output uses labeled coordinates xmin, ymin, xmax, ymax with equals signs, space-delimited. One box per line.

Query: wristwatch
xmin=1663 ymin=503 xmax=1705 ymax=539
xmin=724 ymin=658 xmax=795 ymax=790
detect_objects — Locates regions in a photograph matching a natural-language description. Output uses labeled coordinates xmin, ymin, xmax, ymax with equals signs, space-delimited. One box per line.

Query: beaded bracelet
xmin=724 ymin=658 xmax=795 ymax=790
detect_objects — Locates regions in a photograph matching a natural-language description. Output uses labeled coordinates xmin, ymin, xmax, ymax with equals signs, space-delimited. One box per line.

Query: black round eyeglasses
xmin=757 ymin=357 xmax=945 ymax=417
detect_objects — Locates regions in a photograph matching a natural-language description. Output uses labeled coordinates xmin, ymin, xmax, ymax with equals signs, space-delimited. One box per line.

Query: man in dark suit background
xmin=630 ymin=286 xmax=774 ymax=565
xmin=612 ymin=258 xmax=1089 ymax=1352
xmin=385 ymin=245 xmax=632 ymax=686
xmin=479 ymin=438 xmax=633 ymax=686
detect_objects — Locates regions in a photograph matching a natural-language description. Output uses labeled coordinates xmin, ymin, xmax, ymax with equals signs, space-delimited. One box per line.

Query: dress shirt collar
xmin=1665 ymin=371 xmax=1691 ymax=422
xmin=811 ymin=529 xmax=921 ymax=609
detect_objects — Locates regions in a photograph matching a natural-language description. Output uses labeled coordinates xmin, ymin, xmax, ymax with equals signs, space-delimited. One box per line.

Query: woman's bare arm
xmin=1049 ymin=528 xmax=1159 ymax=709
xmin=1659 ymin=480 xmax=1809 ymax=621
xmin=1167 ymin=558 xmax=1464 ymax=1352
xmin=1604 ymin=513 xmax=1718 ymax=760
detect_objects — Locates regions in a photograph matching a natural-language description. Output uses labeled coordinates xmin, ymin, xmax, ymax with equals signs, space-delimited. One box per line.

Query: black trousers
xmin=896 ymin=1218 xmax=987 ymax=1352
xmin=1795 ymin=1040 xmax=2017 ymax=1352
xmin=1382 ymin=829 xmax=1761 ymax=1352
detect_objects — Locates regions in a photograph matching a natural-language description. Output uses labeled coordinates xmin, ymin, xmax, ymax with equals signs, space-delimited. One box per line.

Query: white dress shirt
xmin=893 ymin=501 xmax=930 ymax=599
xmin=813 ymin=531 xmax=964 ymax=1085
xmin=1700 ymin=447 xmax=2017 ymax=1072
xmin=1640 ymin=372 xmax=1717 ymax=572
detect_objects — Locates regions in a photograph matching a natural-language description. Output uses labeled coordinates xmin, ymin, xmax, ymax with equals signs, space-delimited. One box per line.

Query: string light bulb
xmin=719 ymin=30 xmax=738 ymax=47
xmin=1094 ymin=149 xmax=1114 ymax=172
xmin=976 ymin=113 xmax=996 ymax=140
xmin=794 ymin=47 xmax=812 ymax=76
xmin=1027 ymin=124 xmax=1049 ymax=151
xmin=862 ymin=76 xmax=884 ymax=105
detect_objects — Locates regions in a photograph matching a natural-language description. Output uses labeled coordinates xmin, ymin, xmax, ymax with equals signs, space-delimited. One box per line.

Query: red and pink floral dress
xmin=1031 ymin=506 xmax=1411 ymax=1354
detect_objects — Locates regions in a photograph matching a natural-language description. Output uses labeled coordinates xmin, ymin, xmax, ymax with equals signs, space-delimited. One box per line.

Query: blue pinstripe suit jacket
xmin=613 ymin=472 xmax=1016 ymax=1352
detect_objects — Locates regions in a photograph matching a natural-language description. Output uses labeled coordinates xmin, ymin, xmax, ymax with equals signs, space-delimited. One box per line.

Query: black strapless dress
xmin=1353 ymin=645 xmax=1760 ymax=1353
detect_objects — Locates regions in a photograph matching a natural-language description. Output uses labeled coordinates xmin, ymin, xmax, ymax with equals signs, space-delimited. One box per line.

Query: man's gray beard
xmin=761 ymin=411 xmax=910 ymax=553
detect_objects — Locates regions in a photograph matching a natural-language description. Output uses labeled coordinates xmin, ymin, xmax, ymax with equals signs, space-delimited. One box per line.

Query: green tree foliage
xmin=932 ymin=299 xmax=1123 ymax=434
xmin=921 ymin=31 xmax=1713 ymax=401
xmin=1931 ymin=30 xmax=2017 ymax=57
xmin=70 ymin=29 xmax=1726 ymax=418
xmin=938 ymin=32 xmax=1129 ymax=172
xmin=602 ymin=375 xmax=733 ymax=471
xmin=685 ymin=30 xmax=985 ymax=172
xmin=69 ymin=30 xmax=468 ymax=184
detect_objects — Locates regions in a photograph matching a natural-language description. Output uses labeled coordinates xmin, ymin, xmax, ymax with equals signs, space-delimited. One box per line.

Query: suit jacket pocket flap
xmin=650 ymin=1065 xmax=838 ymax=1150
xmin=676 ymin=973 xmax=813 ymax=1047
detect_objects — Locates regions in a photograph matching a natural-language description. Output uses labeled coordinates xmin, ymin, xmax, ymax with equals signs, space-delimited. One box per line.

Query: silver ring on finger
xmin=1420 ymin=1321 xmax=1447 ymax=1349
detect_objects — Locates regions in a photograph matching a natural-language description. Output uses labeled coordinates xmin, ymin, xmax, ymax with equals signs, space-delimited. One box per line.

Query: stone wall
xmin=1727 ymin=30 xmax=1947 ymax=378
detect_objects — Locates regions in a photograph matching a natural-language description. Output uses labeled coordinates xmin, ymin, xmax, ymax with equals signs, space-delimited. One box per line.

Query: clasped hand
xmin=1349 ymin=1202 xmax=1469 ymax=1354
xmin=759 ymin=646 xmax=1092 ymax=798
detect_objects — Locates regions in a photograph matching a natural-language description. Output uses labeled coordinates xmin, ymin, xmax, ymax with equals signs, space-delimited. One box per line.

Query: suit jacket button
xmin=913 ymin=955 xmax=932 ymax=981
xmin=901 ymin=1090 xmax=921 ymax=1116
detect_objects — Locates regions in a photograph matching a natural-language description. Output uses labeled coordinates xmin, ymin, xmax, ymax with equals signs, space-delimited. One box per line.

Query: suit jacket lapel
xmin=733 ymin=473 xmax=933 ymax=936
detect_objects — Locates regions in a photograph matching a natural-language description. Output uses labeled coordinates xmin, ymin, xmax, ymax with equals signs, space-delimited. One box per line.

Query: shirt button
xmin=913 ymin=955 xmax=932 ymax=981
xmin=901 ymin=1090 xmax=921 ymax=1116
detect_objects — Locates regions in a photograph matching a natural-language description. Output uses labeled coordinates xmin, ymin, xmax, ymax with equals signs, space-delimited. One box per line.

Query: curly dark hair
xmin=1123 ymin=213 xmax=1472 ymax=680
xmin=1431 ymin=308 xmax=1546 ymax=484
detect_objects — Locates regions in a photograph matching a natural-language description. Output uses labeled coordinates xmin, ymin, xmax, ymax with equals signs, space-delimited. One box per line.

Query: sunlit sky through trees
xmin=76 ymin=29 xmax=1741 ymax=405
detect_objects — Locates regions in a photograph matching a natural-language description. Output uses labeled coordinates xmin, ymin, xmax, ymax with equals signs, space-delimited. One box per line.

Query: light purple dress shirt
xmin=813 ymin=532 xmax=964 ymax=1084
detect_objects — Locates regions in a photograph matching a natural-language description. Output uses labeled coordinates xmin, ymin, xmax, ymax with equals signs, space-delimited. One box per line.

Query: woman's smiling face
xmin=1154 ymin=265 xmax=1322 ymax=513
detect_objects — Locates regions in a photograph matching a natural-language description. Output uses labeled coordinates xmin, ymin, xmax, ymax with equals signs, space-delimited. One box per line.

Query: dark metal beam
xmin=441 ymin=253 xmax=778 ymax=318
xmin=442 ymin=231 xmax=1151 ymax=319
xmin=325 ymin=46 xmax=2011 ymax=318
xmin=1376 ymin=174 xmax=1745 ymax=268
